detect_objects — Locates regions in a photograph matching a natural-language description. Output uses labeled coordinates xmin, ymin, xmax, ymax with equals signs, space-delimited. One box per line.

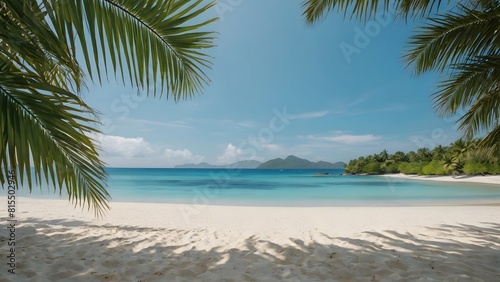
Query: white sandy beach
xmin=381 ymin=173 xmax=500 ymax=185
xmin=1 ymin=197 xmax=499 ymax=281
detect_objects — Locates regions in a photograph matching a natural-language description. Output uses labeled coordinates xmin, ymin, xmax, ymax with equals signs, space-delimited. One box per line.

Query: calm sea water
xmin=13 ymin=168 xmax=500 ymax=206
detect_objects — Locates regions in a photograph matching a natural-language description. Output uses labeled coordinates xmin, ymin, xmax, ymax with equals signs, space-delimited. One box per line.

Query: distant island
xmin=175 ymin=160 xmax=262 ymax=169
xmin=175 ymin=155 xmax=346 ymax=169
xmin=257 ymin=155 xmax=345 ymax=169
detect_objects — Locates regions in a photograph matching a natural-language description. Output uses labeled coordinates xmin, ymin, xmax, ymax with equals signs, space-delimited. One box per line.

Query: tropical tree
xmin=383 ymin=160 xmax=400 ymax=173
xmin=442 ymin=153 xmax=460 ymax=174
xmin=463 ymin=161 xmax=489 ymax=175
xmin=406 ymin=150 xmax=418 ymax=163
xmin=391 ymin=151 xmax=407 ymax=163
xmin=362 ymin=162 xmax=382 ymax=174
xmin=450 ymin=139 xmax=477 ymax=163
xmin=425 ymin=159 xmax=452 ymax=175
xmin=0 ymin=0 xmax=217 ymax=215
xmin=302 ymin=0 xmax=500 ymax=154
xmin=416 ymin=147 xmax=432 ymax=162
xmin=431 ymin=145 xmax=447 ymax=161
xmin=377 ymin=149 xmax=389 ymax=162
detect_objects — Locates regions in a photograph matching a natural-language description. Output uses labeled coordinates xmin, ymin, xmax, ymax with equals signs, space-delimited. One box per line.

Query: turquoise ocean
xmin=16 ymin=168 xmax=500 ymax=206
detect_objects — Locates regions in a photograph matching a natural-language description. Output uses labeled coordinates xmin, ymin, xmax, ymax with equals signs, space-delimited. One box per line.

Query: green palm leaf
xmin=407 ymin=4 xmax=500 ymax=152
xmin=478 ymin=125 xmax=500 ymax=156
xmin=435 ymin=55 xmax=500 ymax=114
xmin=2 ymin=0 xmax=109 ymax=215
xmin=405 ymin=4 xmax=500 ymax=73
xmin=1 ymin=0 xmax=217 ymax=215
xmin=1 ymin=0 xmax=83 ymax=91
xmin=437 ymin=55 xmax=500 ymax=136
xmin=43 ymin=0 xmax=217 ymax=100
xmin=0 ymin=60 xmax=110 ymax=216
xmin=302 ymin=0 xmax=445 ymax=23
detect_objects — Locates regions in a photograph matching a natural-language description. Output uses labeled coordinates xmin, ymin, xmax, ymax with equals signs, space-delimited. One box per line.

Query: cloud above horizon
xmin=307 ymin=133 xmax=381 ymax=145
xmin=94 ymin=134 xmax=155 ymax=158
xmin=290 ymin=110 xmax=329 ymax=120
xmin=92 ymin=134 xmax=204 ymax=167
xmin=164 ymin=148 xmax=204 ymax=164
xmin=217 ymin=143 xmax=243 ymax=164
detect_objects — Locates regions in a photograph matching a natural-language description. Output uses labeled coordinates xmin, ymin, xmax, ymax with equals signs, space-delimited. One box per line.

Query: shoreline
xmin=1 ymin=198 xmax=499 ymax=281
xmin=16 ymin=194 xmax=500 ymax=208
xmin=380 ymin=173 xmax=500 ymax=185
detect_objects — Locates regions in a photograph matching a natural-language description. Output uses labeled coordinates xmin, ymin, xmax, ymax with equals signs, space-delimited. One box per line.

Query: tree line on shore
xmin=345 ymin=139 xmax=500 ymax=176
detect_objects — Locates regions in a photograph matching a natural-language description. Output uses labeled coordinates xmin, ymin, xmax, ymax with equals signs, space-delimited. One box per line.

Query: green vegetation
xmin=345 ymin=139 xmax=500 ymax=176
xmin=0 ymin=0 xmax=216 ymax=215
xmin=302 ymin=0 xmax=500 ymax=155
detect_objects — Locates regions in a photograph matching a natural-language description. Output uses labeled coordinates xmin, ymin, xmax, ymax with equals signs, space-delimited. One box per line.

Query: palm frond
xmin=477 ymin=125 xmax=500 ymax=156
xmin=406 ymin=2 xmax=500 ymax=155
xmin=434 ymin=54 xmax=500 ymax=115
xmin=302 ymin=0 xmax=445 ymax=23
xmin=0 ymin=60 xmax=110 ymax=216
xmin=456 ymin=86 xmax=500 ymax=139
xmin=1 ymin=0 xmax=83 ymax=91
xmin=466 ymin=0 xmax=500 ymax=10
xmin=44 ymin=0 xmax=218 ymax=100
xmin=397 ymin=0 xmax=446 ymax=19
xmin=405 ymin=4 xmax=500 ymax=74
xmin=1 ymin=0 xmax=109 ymax=215
xmin=302 ymin=0 xmax=384 ymax=23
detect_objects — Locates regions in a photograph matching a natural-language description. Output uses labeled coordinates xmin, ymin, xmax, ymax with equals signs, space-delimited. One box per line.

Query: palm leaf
xmin=302 ymin=0 xmax=445 ymax=23
xmin=435 ymin=55 xmax=500 ymax=134
xmin=1 ymin=1 xmax=108 ymax=215
xmin=478 ymin=125 xmax=500 ymax=156
xmin=1 ymin=0 xmax=217 ymax=215
xmin=434 ymin=55 xmax=500 ymax=115
xmin=405 ymin=4 xmax=500 ymax=74
xmin=412 ymin=4 xmax=500 ymax=152
xmin=43 ymin=0 xmax=218 ymax=100
xmin=0 ymin=60 xmax=110 ymax=216
xmin=1 ymin=0 xmax=83 ymax=91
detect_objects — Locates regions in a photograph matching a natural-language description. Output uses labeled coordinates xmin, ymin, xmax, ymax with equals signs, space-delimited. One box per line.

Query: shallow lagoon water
xmin=105 ymin=168 xmax=500 ymax=206
xmin=16 ymin=168 xmax=500 ymax=206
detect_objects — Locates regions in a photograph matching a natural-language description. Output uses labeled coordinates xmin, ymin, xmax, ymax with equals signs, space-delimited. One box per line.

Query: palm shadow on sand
xmin=1 ymin=218 xmax=499 ymax=281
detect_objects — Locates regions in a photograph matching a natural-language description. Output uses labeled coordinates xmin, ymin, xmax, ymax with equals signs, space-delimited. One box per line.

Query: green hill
xmin=257 ymin=155 xmax=345 ymax=169
xmin=175 ymin=160 xmax=261 ymax=169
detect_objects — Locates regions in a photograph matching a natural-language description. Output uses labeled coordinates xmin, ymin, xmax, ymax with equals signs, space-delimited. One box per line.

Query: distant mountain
xmin=175 ymin=162 xmax=214 ymax=169
xmin=175 ymin=160 xmax=261 ymax=169
xmin=257 ymin=155 xmax=345 ymax=169
xmin=176 ymin=157 xmax=345 ymax=169
xmin=227 ymin=160 xmax=262 ymax=168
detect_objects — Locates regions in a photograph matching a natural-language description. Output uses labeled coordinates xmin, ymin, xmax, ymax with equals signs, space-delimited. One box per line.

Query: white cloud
xmin=323 ymin=134 xmax=381 ymax=144
xmin=217 ymin=143 xmax=243 ymax=164
xmin=307 ymin=134 xmax=381 ymax=144
xmin=91 ymin=134 xmax=204 ymax=167
xmin=164 ymin=148 xmax=203 ymax=164
xmin=94 ymin=134 xmax=154 ymax=157
xmin=290 ymin=110 xmax=329 ymax=120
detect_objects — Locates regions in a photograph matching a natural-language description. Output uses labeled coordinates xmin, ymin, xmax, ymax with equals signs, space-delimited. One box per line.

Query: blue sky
xmin=83 ymin=0 xmax=462 ymax=168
